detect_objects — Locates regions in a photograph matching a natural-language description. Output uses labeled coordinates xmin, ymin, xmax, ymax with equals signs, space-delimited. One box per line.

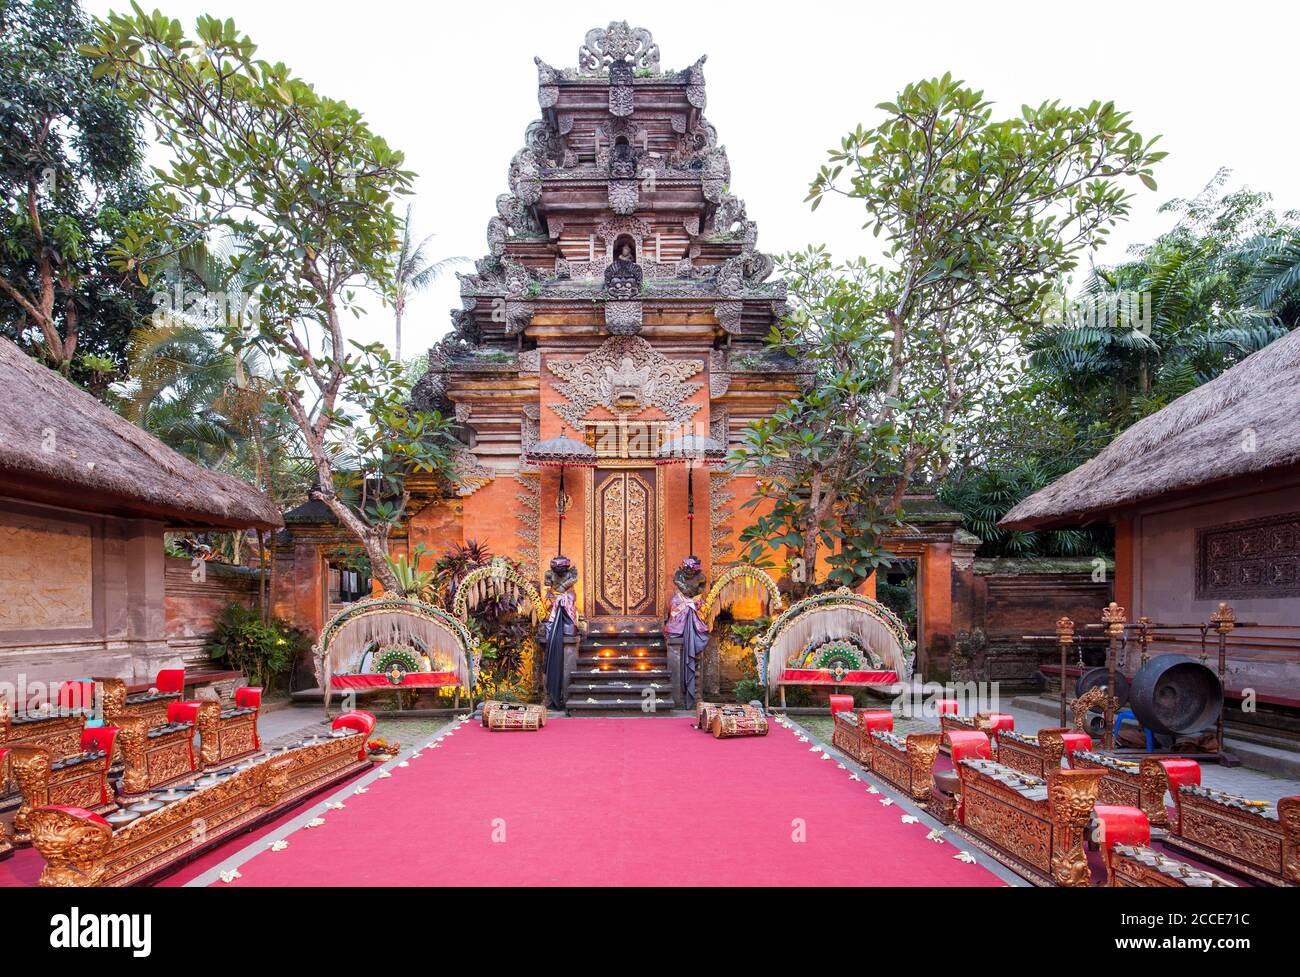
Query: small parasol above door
xmin=657 ymin=433 xmax=727 ymax=557
xmin=525 ymin=430 xmax=598 ymax=557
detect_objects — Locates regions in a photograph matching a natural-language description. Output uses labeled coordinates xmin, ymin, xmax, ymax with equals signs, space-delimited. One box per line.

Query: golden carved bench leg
xmin=1138 ymin=758 xmax=1171 ymax=829
xmin=9 ymin=745 xmax=53 ymax=844
xmin=908 ymin=732 xmax=942 ymax=802
xmin=114 ymin=716 xmax=150 ymax=795
xmin=1048 ymin=769 xmax=1104 ymax=887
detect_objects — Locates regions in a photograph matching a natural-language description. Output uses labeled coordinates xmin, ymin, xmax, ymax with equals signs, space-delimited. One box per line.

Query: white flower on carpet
xmin=377 ymin=770 xmax=392 ymax=779
xmin=926 ymin=829 xmax=945 ymax=843
xmin=954 ymin=851 xmax=977 ymax=863
xmin=354 ymin=787 xmax=369 ymax=795
xmin=819 ymin=752 xmax=831 ymax=760
xmin=397 ymin=761 xmax=409 ymax=767
xmin=808 ymin=746 xmax=820 ymax=752
xmin=848 ymin=774 xmax=860 ymax=781
xmin=305 ymin=817 xmax=326 ymax=828
xmin=326 ymin=802 xmax=345 ymax=810
xmin=219 ymin=870 xmax=241 ymax=883
xmin=836 ymin=763 xmax=846 ymax=769
xmin=430 ymin=743 xmax=442 ymax=749
xmin=900 ymin=815 xmax=918 ymax=824
xmin=269 ymin=840 xmax=288 ymax=851
xmin=865 ymin=786 xmax=879 ymax=794
xmin=879 ymin=797 xmax=894 ymax=806
xmin=410 ymin=753 xmax=422 ymax=760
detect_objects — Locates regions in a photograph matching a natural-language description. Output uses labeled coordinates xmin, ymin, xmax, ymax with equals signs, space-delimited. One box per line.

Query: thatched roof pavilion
xmin=999 ymin=329 xmax=1300 ymax=720
xmin=0 ymin=337 xmax=281 ymax=530
xmin=1001 ymin=328 xmax=1300 ymax=530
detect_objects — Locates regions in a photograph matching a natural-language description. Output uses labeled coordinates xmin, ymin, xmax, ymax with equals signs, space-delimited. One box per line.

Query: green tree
xmin=735 ymin=75 xmax=1162 ymax=589
xmin=1028 ymin=171 xmax=1294 ymax=431
xmin=0 ymin=0 xmax=150 ymax=382
xmin=84 ymin=9 xmax=456 ymax=593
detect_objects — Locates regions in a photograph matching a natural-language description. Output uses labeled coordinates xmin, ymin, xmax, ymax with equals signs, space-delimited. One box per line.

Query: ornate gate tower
xmin=410 ymin=23 xmax=805 ymax=705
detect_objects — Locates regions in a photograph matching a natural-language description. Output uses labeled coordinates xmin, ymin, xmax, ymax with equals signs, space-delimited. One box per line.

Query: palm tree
xmin=1246 ymin=231 xmax=1300 ymax=328
xmin=392 ymin=205 xmax=467 ymax=360
xmin=1027 ymin=176 xmax=1292 ymax=431
xmin=118 ymin=237 xmax=314 ymax=616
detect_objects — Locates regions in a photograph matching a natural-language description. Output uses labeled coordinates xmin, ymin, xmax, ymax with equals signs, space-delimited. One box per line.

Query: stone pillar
xmin=121 ymin=519 xmax=177 ymax=684
xmin=919 ymin=542 xmax=954 ymax=680
xmin=272 ymin=536 xmax=327 ymax=640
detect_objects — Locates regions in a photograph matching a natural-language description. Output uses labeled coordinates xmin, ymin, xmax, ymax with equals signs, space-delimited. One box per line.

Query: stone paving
xmin=259 ymin=703 xmax=458 ymax=751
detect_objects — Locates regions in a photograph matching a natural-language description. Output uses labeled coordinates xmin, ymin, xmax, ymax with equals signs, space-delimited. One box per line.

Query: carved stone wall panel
xmin=605 ymin=300 xmax=643 ymax=335
xmin=1195 ymin=512 xmax=1300 ymax=599
xmin=608 ymin=180 xmax=639 ymax=215
xmin=547 ymin=335 xmax=703 ymax=430
xmin=609 ymin=86 xmax=634 ymax=117
xmin=0 ymin=514 xmax=93 ymax=631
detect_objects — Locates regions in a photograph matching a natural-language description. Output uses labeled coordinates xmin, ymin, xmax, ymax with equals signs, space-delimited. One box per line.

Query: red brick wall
xmin=164 ymin=556 xmax=262 ymax=665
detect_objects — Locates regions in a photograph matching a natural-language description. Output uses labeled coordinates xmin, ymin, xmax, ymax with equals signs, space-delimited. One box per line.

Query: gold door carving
xmin=591 ymin=469 xmax=658 ymax=618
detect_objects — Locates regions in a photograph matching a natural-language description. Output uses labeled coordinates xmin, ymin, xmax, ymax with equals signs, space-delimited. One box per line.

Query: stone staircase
xmin=565 ymin=625 xmax=676 ymax=714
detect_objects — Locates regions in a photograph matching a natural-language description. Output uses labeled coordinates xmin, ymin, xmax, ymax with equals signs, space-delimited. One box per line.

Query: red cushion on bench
xmin=828 ymin=695 xmax=854 ymax=718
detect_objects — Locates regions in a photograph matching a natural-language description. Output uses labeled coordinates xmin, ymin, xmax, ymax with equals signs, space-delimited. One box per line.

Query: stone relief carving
xmin=716 ymin=250 xmax=776 ymax=297
xmin=709 ymin=408 xmax=730 ymax=446
xmin=451 ymin=445 xmax=495 ymax=498
xmin=713 ymin=301 xmax=743 ymax=335
xmin=0 ymin=517 xmax=93 ymax=630
xmin=702 ymin=148 xmax=730 ymax=203
xmin=604 ymin=300 xmax=643 ymax=336
xmin=508 ymin=149 xmax=542 ymax=206
xmin=504 ymin=300 xmax=534 ymax=337
xmin=535 ymin=58 xmax=559 ymax=109
xmin=1196 ymin=512 xmax=1300 ymax=599
xmin=578 ymin=22 xmax=660 ymax=75
xmin=525 ymin=118 xmax=564 ymax=167
xmin=547 ymin=335 xmax=703 ymax=429
xmin=708 ymin=350 xmax=732 ymax=396
xmin=608 ymin=179 xmax=639 ymax=215
xmin=514 ymin=473 xmax=540 ymax=570
xmin=609 ymin=67 xmax=635 ymax=117
xmin=706 ymin=194 xmax=747 ymax=237
xmin=496 ymin=193 xmax=541 ymax=235
xmin=520 ymin=404 xmax=541 ymax=453
xmin=685 ymin=55 xmax=707 ymax=109
xmin=710 ymin=471 xmax=734 ymax=567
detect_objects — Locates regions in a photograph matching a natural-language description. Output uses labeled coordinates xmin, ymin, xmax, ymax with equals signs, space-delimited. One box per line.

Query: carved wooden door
xmin=592 ymin=468 xmax=658 ymax=618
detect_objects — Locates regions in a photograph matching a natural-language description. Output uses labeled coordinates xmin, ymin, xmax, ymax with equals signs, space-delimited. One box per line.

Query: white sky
xmin=87 ymin=0 xmax=1300 ymax=358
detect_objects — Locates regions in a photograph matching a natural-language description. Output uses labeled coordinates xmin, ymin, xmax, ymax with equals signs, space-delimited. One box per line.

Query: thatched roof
xmin=0 ymin=338 xmax=282 ymax=529
xmin=1001 ymin=328 xmax=1300 ymax=530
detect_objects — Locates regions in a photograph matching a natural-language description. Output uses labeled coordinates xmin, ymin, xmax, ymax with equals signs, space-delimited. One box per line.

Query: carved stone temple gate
xmin=272 ymin=24 xmax=1034 ymax=699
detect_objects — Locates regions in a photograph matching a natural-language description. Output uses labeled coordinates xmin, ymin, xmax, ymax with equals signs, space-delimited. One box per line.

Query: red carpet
xmin=212 ymin=717 xmax=1005 ymax=887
